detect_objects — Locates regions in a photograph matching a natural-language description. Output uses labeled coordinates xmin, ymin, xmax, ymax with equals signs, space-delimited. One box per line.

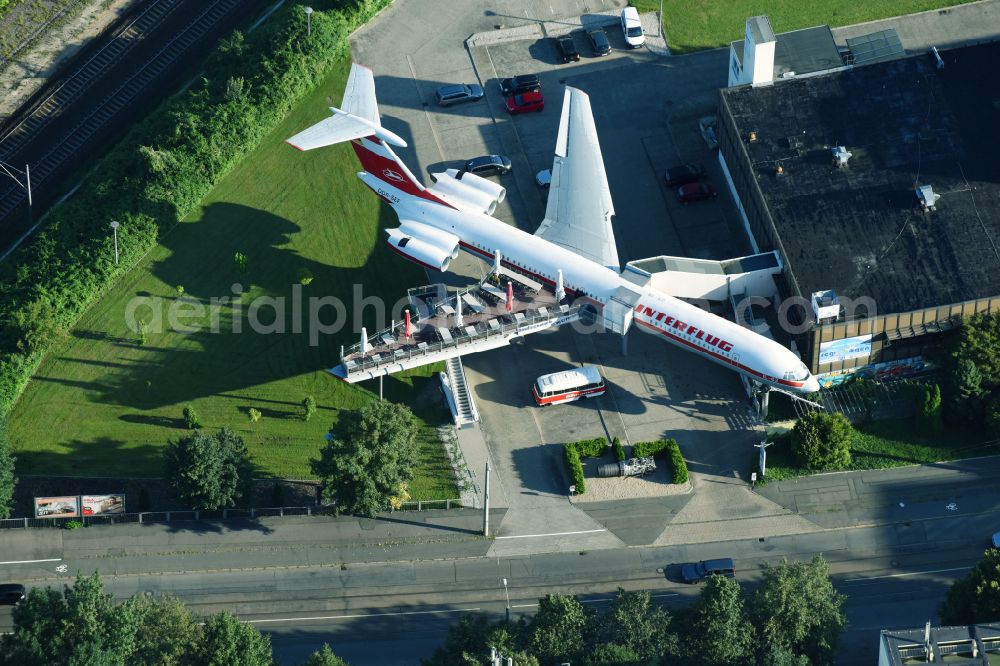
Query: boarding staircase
xmin=442 ymin=357 xmax=478 ymax=427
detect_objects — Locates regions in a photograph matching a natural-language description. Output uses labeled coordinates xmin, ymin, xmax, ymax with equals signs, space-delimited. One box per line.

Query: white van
xmin=621 ymin=7 xmax=645 ymax=49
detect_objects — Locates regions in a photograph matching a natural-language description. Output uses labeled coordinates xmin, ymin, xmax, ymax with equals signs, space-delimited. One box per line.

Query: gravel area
xmin=569 ymin=455 xmax=691 ymax=504
xmin=0 ymin=0 xmax=139 ymax=122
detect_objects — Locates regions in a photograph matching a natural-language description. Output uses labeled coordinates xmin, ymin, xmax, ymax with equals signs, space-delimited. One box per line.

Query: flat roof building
xmin=879 ymin=622 xmax=1000 ymax=665
xmin=717 ymin=39 xmax=1000 ymax=383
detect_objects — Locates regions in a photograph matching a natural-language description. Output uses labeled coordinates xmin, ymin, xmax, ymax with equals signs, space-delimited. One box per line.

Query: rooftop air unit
xmin=916 ymin=185 xmax=941 ymax=211
xmin=832 ymin=146 xmax=852 ymax=167
xmin=811 ymin=290 xmax=841 ymax=322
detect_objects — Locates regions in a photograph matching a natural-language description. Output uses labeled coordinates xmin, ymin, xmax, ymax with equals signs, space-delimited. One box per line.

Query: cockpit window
xmin=782 ymin=362 xmax=810 ymax=381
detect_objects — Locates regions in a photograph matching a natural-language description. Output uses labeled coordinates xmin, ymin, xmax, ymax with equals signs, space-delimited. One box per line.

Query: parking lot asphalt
xmin=350 ymin=0 xmax=775 ymax=547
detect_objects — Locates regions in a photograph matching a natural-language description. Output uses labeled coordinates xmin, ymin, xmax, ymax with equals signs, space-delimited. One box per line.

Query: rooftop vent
xmin=811 ymin=290 xmax=841 ymax=321
xmin=775 ymin=163 xmax=785 ymax=176
xmin=748 ymin=130 xmax=758 ymax=143
xmin=832 ymin=146 xmax=853 ymax=167
xmin=916 ymin=185 xmax=941 ymax=211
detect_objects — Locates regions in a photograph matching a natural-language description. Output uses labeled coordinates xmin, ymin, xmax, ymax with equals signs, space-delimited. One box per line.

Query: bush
xmin=182 ymin=404 xmax=201 ymax=430
xmin=633 ymin=439 xmax=671 ymax=458
xmin=563 ymin=444 xmax=585 ymax=495
xmin=612 ymin=436 xmax=625 ymax=462
xmin=64 ymin=520 xmax=83 ymax=530
xmin=790 ymin=411 xmax=852 ymax=470
xmin=302 ymin=395 xmax=317 ymax=422
xmin=0 ymin=0 xmax=394 ymax=423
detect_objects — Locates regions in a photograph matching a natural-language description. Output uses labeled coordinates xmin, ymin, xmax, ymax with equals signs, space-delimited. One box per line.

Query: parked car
xmin=681 ymin=558 xmax=736 ymax=584
xmin=664 ymin=163 xmax=707 ymax=187
xmin=436 ymin=83 xmax=485 ymax=107
xmin=992 ymin=531 xmax=1000 ymax=548
xmin=677 ymin=182 xmax=717 ymax=204
xmin=506 ymin=91 xmax=544 ymax=114
xmin=620 ymin=7 xmax=645 ymax=48
xmin=555 ymin=34 xmax=580 ymax=63
xmin=535 ymin=169 xmax=552 ymax=188
xmin=463 ymin=155 xmax=512 ymax=177
xmin=0 ymin=584 xmax=25 ymax=605
xmin=500 ymin=74 xmax=540 ymax=97
xmin=588 ymin=29 xmax=611 ymax=57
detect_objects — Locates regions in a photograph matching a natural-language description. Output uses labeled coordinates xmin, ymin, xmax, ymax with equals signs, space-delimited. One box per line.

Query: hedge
xmin=633 ymin=439 xmax=688 ymax=484
xmin=564 ymin=443 xmax=585 ymax=495
xmin=0 ymin=0 xmax=392 ymax=421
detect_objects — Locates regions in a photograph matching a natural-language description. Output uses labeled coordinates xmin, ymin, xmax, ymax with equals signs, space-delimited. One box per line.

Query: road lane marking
xmin=245 ymin=607 xmax=482 ymax=624
xmin=511 ymin=593 xmax=678 ymax=609
xmin=844 ymin=566 xmax=971 ymax=582
xmin=0 ymin=558 xmax=61 ymax=565
xmin=495 ymin=529 xmax=607 ymax=540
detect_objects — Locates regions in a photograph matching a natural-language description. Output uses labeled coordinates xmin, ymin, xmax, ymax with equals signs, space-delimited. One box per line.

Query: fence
xmin=0 ymin=499 xmax=466 ymax=529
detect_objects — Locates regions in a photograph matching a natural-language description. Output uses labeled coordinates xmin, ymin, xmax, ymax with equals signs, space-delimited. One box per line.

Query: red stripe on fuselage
xmin=634 ymin=318 xmax=805 ymax=389
xmin=458 ymin=241 xmax=580 ymax=297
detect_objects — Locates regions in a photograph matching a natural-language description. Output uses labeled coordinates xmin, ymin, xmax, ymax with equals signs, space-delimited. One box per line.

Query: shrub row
xmin=633 ymin=439 xmax=688 ymax=484
xmin=0 ymin=0 xmax=392 ymax=421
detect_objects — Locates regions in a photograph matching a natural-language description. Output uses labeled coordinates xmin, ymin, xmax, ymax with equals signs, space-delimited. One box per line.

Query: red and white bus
xmin=532 ymin=366 xmax=606 ymax=406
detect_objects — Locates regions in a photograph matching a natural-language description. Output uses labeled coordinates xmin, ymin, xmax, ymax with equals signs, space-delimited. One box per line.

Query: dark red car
xmin=677 ymin=182 xmax=717 ymax=204
xmin=506 ymin=91 xmax=544 ymax=114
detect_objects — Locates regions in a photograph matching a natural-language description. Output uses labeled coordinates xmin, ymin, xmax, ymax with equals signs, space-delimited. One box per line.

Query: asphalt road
xmin=0 ymin=524 xmax=988 ymax=664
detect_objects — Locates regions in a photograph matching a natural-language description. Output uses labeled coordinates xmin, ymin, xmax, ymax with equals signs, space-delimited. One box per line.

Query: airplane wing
xmin=287 ymin=63 xmax=406 ymax=150
xmin=534 ymin=87 xmax=619 ymax=270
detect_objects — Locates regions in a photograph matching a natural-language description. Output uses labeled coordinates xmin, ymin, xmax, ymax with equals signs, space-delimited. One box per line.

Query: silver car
xmin=436 ymin=83 xmax=484 ymax=107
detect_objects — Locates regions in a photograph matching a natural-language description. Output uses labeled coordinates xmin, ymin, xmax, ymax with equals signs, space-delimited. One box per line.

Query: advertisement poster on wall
xmin=80 ymin=495 xmax=125 ymax=516
xmin=34 ymin=496 xmax=80 ymax=518
xmin=819 ymin=334 xmax=873 ymax=364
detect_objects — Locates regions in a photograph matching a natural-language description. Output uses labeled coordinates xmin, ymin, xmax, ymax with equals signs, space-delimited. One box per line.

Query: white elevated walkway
xmin=330 ymin=274 xmax=582 ymax=383
xmin=624 ymin=250 xmax=783 ymax=301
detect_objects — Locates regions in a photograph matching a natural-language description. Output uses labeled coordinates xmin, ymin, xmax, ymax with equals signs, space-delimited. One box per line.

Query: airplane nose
xmin=804 ymin=376 xmax=821 ymax=393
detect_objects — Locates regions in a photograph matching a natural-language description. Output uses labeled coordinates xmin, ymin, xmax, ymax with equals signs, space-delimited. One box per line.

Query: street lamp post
xmin=754 ymin=440 xmax=773 ymax=477
xmin=502 ymin=577 xmax=511 ymax=622
xmin=110 ymin=220 xmax=120 ymax=265
xmin=659 ymin=0 xmax=663 ymax=38
xmin=304 ymin=6 xmax=313 ymax=37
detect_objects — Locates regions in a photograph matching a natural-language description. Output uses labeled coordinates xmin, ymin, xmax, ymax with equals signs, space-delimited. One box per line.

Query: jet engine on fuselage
xmin=428 ymin=170 xmax=505 ymax=216
xmin=385 ymin=220 xmax=461 ymax=272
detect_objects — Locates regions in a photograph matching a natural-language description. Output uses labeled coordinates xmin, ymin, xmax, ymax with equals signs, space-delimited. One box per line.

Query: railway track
xmin=0 ymin=0 xmax=249 ymax=249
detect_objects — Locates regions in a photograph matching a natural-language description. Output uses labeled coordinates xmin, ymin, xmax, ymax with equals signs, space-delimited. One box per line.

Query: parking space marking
xmin=844 ymin=566 xmax=971 ymax=582
xmin=495 ymin=528 xmax=607 ymax=539
xmin=406 ymin=55 xmax=446 ymax=162
xmin=0 ymin=558 xmax=62 ymax=565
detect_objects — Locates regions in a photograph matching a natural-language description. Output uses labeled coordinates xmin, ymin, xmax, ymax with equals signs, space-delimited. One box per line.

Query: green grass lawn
xmin=6 ymin=58 xmax=457 ymax=498
xmin=631 ymin=0 xmax=978 ymax=54
xmin=762 ymin=419 xmax=997 ymax=481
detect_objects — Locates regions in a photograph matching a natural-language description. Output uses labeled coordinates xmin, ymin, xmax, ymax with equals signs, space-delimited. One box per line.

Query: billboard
xmin=34 ymin=496 xmax=80 ymax=519
xmin=81 ymin=495 xmax=125 ymax=516
xmin=819 ymin=334 xmax=872 ymax=364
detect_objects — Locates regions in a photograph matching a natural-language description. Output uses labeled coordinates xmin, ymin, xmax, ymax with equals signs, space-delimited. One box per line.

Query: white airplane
xmin=287 ymin=64 xmax=820 ymax=395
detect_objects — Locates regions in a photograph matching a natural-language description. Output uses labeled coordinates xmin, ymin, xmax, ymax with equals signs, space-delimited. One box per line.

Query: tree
xmin=194 ymin=611 xmax=272 ymax=666
xmin=921 ymin=383 xmax=942 ymax=430
xmin=590 ymin=589 xmax=675 ymax=661
xmin=130 ymin=594 xmax=198 ymax=666
xmin=940 ymin=548 xmax=1000 ymax=625
xmin=584 ymin=643 xmax=644 ymax=665
xmin=182 ymin=404 xmax=201 ymax=429
xmin=0 ymin=422 xmax=16 ymax=519
xmin=751 ymin=556 xmax=847 ymax=666
xmin=311 ymin=400 xmax=418 ymax=517
xmin=953 ymin=312 xmax=1000 ymax=389
xmin=303 ymin=644 xmax=350 ymax=665
xmin=676 ymin=575 xmax=754 ymax=666
xmin=302 ymin=395 xmax=317 ymax=422
xmin=525 ymin=594 xmax=590 ymax=664
xmin=164 ymin=427 xmax=254 ymax=509
xmin=789 ymin=411 xmax=852 ymax=470
xmin=0 ymin=572 xmax=139 ymax=666
xmin=948 ymin=358 xmax=986 ymax=426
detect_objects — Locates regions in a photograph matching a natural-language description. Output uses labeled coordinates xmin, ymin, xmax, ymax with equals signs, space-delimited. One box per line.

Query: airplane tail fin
xmin=286 ymin=63 xmax=441 ymax=202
